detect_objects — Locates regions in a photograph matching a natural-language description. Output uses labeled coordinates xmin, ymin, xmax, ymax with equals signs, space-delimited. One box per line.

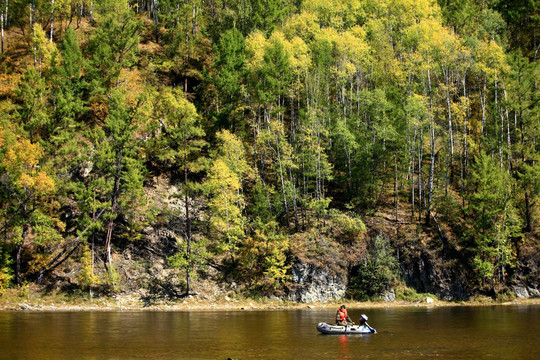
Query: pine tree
xmin=91 ymin=90 xmax=146 ymax=271
xmin=51 ymin=25 xmax=86 ymax=133
xmin=151 ymin=87 xmax=206 ymax=295
xmin=86 ymin=0 xmax=141 ymax=94
xmin=15 ymin=67 xmax=50 ymax=142
xmin=465 ymin=152 xmax=522 ymax=290
xmin=214 ymin=28 xmax=247 ymax=131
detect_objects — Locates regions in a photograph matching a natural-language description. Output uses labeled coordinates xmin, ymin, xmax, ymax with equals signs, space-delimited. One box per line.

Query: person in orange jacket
xmin=335 ymin=305 xmax=353 ymax=325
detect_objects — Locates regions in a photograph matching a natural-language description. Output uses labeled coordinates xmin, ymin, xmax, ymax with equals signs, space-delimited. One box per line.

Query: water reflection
xmin=0 ymin=306 xmax=538 ymax=359
xmin=338 ymin=335 xmax=349 ymax=359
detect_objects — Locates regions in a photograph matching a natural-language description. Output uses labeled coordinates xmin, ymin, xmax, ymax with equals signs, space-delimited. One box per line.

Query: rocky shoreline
xmin=2 ymin=295 xmax=539 ymax=312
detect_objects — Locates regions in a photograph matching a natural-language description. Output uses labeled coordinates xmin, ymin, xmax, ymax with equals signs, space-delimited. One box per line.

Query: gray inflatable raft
xmin=316 ymin=322 xmax=376 ymax=334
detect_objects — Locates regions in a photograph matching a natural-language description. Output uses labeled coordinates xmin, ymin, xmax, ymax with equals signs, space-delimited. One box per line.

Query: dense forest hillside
xmin=0 ymin=0 xmax=538 ymax=302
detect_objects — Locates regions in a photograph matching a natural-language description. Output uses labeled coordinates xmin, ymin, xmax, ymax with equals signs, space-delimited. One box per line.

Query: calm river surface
xmin=1 ymin=305 xmax=539 ymax=359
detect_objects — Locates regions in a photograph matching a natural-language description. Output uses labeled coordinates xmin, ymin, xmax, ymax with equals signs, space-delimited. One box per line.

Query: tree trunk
xmin=288 ymin=167 xmax=299 ymax=231
xmin=425 ymin=67 xmax=434 ymax=225
xmin=50 ymin=0 xmax=54 ymax=42
xmin=184 ymin=155 xmax=192 ymax=296
xmin=418 ymin=126 xmax=423 ymax=222
xmin=524 ymin=191 xmax=532 ymax=232
xmin=15 ymin=242 xmax=23 ymax=285
xmin=275 ymin=132 xmax=289 ymax=226
xmin=445 ymin=68 xmax=454 ymax=181
xmin=394 ymin=152 xmax=399 ymax=222
xmin=426 ymin=123 xmax=435 ymax=226
xmin=105 ymin=150 xmax=123 ymax=267
xmin=480 ymin=75 xmax=487 ymax=138
xmin=90 ymin=1 xmax=94 ymax=23
xmin=504 ymin=88 xmax=512 ymax=172
xmin=411 ymin=126 xmax=417 ymax=220
xmin=1 ymin=11 xmax=4 ymax=53
xmin=153 ymin=0 xmax=159 ymax=42
xmin=32 ymin=1 xmax=36 ymax=66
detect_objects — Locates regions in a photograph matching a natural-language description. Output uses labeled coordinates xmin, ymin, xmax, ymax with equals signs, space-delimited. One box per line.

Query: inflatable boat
xmin=316 ymin=322 xmax=376 ymax=334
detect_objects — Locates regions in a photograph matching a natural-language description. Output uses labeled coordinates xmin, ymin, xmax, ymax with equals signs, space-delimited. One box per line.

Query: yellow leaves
xmin=53 ymin=0 xmax=75 ymax=20
xmin=415 ymin=19 xmax=451 ymax=59
xmin=302 ymin=0 xmax=364 ymax=29
xmin=409 ymin=18 xmax=471 ymax=74
xmin=277 ymin=33 xmax=311 ymax=76
xmin=207 ymin=159 xmax=244 ymax=242
xmin=283 ymin=11 xmax=320 ymax=41
xmin=473 ymin=40 xmax=509 ymax=79
xmin=3 ymin=139 xmax=42 ymax=172
xmin=389 ymin=0 xmax=441 ymax=24
xmin=208 ymin=159 xmax=242 ymax=193
xmin=247 ymin=30 xmax=311 ymax=78
xmin=215 ymin=130 xmax=254 ymax=181
xmin=0 ymin=73 xmax=20 ymax=98
xmin=156 ymin=87 xmax=198 ymax=129
xmin=314 ymin=26 xmax=370 ymax=80
xmin=17 ymin=173 xmax=35 ymax=189
xmin=16 ymin=168 xmax=55 ymax=195
xmin=336 ymin=27 xmax=370 ymax=64
xmin=33 ymin=171 xmax=56 ymax=193
xmin=78 ymin=242 xmax=100 ymax=289
xmin=32 ymin=24 xmax=58 ymax=73
xmin=1 ymin=137 xmax=55 ymax=195
xmin=246 ymin=31 xmax=267 ymax=71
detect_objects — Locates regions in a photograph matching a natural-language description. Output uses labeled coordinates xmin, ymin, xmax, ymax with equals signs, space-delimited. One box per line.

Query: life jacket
xmin=336 ymin=308 xmax=347 ymax=323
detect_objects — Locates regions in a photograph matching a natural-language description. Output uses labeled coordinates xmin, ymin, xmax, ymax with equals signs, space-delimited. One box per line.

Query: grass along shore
xmin=1 ymin=286 xmax=539 ymax=312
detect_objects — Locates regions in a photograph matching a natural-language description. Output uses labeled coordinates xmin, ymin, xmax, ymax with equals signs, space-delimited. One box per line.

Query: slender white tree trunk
xmin=1 ymin=11 xmax=4 ymax=53
xmin=50 ymin=0 xmax=54 ymax=42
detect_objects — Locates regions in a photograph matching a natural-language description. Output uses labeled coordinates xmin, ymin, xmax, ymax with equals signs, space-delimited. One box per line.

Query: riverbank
xmin=1 ymin=288 xmax=539 ymax=312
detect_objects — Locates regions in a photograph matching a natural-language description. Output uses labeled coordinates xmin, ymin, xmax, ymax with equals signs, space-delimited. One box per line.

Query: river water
xmin=1 ymin=305 xmax=539 ymax=359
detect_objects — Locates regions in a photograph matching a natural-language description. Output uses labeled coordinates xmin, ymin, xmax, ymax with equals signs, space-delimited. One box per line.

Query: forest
xmin=0 ymin=0 xmax=538 ymax=302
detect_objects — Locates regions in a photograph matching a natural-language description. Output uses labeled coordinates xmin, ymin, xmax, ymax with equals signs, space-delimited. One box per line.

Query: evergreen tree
xmin=151 ymin=87 xmax=206 ymax=295
xmin=465 ymin=152 xmax=522 ymax=290
xmin=86 ymin=0 xmax=141 ymax=94
xmin=15 ymin=67 xmax=50 ymax=142
xmin=51 ymin=25 xmax=86 ymax=133
xmin=91 ymin=90 xmax=146 ymax=270
xmin=214 ymin=28 xmax=247 ymax=131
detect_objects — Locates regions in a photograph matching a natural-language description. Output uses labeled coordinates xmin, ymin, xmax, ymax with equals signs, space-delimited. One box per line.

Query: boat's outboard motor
xmin=359 ymin=314 xmax=368 ymax=325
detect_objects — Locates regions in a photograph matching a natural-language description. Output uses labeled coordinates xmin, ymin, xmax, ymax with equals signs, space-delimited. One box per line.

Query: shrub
xmin=0 ymin=250 xmax=13 ymax=295
xmin=496 ymin=289 xmax=516 ymax=303
xmin=394 ymin=286 xmax=437 ymax=302
xmin=346 ymin=235 xmax=399 ymax=300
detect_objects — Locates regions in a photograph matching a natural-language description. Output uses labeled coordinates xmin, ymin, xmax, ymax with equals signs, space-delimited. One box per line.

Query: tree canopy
xmin=0 ymin=0 xmax=538 ymax=299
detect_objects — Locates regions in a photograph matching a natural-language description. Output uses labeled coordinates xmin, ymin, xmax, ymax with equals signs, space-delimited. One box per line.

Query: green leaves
xmin=15 ymin=67 xmax=50 ymax=141
xmin=206 ymin=130 xmax=251 ymax=261
xmin=168 ymin=236 xmax=209 ymax=281
xmin=466 ymin=152 xmax=522 ymax=287
xmin=347 ymin=235 xmax=398 ymax=301
xmin=0 ymin=0 xmax=537 ymax=298
xmin=87 ymin=1 xmax=141 ymax=93
xmin=256 ymin=38 xmax=292 ymax=105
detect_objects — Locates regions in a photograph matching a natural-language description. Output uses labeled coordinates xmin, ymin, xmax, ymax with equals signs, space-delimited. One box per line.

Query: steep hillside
xmin=0 ymin=0 xmax=538 ymax=303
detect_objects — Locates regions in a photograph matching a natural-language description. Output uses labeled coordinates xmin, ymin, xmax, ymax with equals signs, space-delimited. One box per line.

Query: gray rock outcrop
xmin=381 ymin=289 xmax=395 ymax=302
xmin=287 ymin=260 xmax=347 ymax=303
xmin=513 ymin=284 xmax=530 ymax=298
